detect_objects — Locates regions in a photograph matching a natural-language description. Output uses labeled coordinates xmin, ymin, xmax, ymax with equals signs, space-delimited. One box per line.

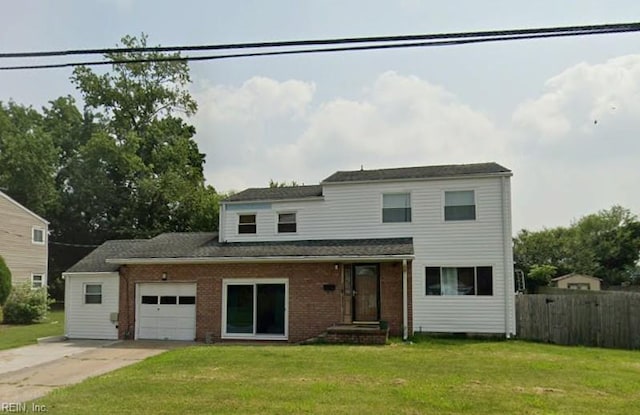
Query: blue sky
xmin=2 ymin=1 xmax=640 ymax=232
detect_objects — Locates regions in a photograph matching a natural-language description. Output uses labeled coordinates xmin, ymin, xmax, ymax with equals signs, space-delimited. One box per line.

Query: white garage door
xmin=136 ymin=283 xmax=196 ymax=341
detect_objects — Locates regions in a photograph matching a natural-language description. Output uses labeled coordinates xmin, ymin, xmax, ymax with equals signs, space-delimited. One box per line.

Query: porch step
xmin=324 ymin=324 xmax=389 ymax=345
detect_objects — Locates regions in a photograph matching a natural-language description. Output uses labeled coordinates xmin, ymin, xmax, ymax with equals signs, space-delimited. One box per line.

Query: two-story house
xmin=0 ymin=190 xmax=49 ymax=289
xmin=63 ymin=162 xmax=515 ymax=342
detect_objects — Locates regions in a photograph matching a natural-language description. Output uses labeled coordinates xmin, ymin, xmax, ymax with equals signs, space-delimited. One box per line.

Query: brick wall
xmin=118 ymin=260 xmax=412 ymax=343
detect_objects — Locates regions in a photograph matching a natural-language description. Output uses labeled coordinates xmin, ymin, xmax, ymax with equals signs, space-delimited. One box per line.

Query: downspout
xmin=218 ymin=203 xmax=225 ymax=242
xmin=501 ymin=176 xmax=512 ymax=338
xmin=402 ymin=259 xmax=408 ymax=341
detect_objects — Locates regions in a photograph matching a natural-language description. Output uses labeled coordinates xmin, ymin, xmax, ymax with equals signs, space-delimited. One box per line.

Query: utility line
xmin=1 ymin=22 xmax=638 ymax=59
xmin=1 ymin=22 xmax=639 ymax=71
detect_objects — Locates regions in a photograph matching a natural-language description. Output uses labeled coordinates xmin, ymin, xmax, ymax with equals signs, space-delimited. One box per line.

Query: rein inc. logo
xmin=0 ymin=403 xmax=47 ymax=412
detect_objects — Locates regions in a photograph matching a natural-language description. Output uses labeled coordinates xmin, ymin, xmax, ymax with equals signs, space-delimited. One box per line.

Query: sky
xmin=1 ymin=1 xmax=640 ymax=233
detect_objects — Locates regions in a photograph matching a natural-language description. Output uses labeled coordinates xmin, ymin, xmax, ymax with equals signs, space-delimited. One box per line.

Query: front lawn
xmin=0 ymin=309 xmax=64 ymax=350
xmin=36 ymin=338 xmax=640 ymax=414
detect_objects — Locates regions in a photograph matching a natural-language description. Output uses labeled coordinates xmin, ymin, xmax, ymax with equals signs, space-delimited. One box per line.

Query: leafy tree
xmin=527 ymin=264 xmax=557 ymax=293
xmin=514 ymin=206 xmax=640 ymax=286
xmin=269 ymin=179 xmax=300 ymax=188
xmin=0 ymin=255 xmax=11 ymax=306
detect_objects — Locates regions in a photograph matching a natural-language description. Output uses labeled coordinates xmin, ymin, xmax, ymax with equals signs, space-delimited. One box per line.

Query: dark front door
xmin=353 ymin=264 xmax=379 ymax=321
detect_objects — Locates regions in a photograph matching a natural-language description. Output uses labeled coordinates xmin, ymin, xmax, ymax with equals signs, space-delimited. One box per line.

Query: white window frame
xmin=381 ymin=192 xmax=412 ymax=224
xmin=221 ymin=278 xmax=288 ymax=341
xmin=31 ymin=273 xmax=44 ymax=289
xmin=276 ymin=211 xmax=297 ymax=234
xmin=425 ymin=265 xmax=494 ymax=296
xmin=442 ymin=189 xmax=477 ymax=222
xmin=84 ymin=283 xmax=103 ymax=305
xmin=237 ymin=213 xmax=257 ymax=235
xmin=32 ymin=226 xmax=45 ymax=245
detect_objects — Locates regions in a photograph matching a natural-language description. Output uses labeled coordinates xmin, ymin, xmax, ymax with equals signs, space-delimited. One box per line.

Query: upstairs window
xmin=382 ymin=193 xmax=411 ymax=223
xmin=32 ymin=227 xmax=45 ymax=244
xmin=84 ymin=284 xmax=102 ymax=304
xmin=238 ymin=214 xmax=257 ymax=234
xmin=444 ymin=190 xmax=476 ymax=221
xmin=278 ymin=213 xmax=297 ymax=233
xmin=425 ymin=266 xmax=493 ymax=296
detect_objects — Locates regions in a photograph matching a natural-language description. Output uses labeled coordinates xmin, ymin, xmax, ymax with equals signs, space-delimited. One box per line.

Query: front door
xmin=353 ymin=264 xmax=379 ymax=321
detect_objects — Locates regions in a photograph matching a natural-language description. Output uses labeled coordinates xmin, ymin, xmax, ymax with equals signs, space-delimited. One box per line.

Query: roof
xmin=322 ymin=162 xmax=511 ymax=184
xmin=551 ymin=273 xmax=603 ymax=282
xmin=65 ymin=240 xmax=143 ymax=273
xmin=0 ymin=190 xmax=49 ymax=225
xmin=111 ymin=232 xmax=413 ymax=262
xmin=225 ymin=185 xmax=323 ymax=203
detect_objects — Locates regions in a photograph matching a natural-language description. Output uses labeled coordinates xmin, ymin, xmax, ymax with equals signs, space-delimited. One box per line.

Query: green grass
xmin=35 ymin=337 xmax=640 ymax=414
xmin=0 ymin=309 xmax=64 ymax=350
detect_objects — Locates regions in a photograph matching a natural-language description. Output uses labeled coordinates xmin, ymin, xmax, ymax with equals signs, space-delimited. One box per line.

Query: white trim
xmin=381 ymin=191 xmax=412 ymax=224
xmin=83 ymin=282 xmax=103 ymax=305
xmin=63 ymin=272 xmax=119 ymax=277
xmin=424 ymin=265 xmax=495 ymax=297
xmin=31 ymin=226 xmax=46 ymax=245
xmin=107 ymin=254 xmax=415 ymax=265
xmin=237 ymin=212 xmax=257 ymax=236
xmin=223 ymin=196 xmax=324 ymax=205
xmin=0 ymin=190 xmax=49 ymax=224
xmin=221 ymin=278 xmax=289 ymax=341
xmin=276 ymin=211 xmax=298 ymax=234
xmin=442 ymin=189 xmax=477 ymax=222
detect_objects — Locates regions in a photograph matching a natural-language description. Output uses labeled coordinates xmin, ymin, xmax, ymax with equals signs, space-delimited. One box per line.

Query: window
xmin=238 ymin=214 xmax=257 ymax=234
xmin=32 ymin=227 xmax=45 ymax=244
xmin=160 ymin=296 xmax=177 ymax=305
xmin=223 ymin=279 xmax=287 ymax=339
xmin=425 ymin=266 xmax=493 ymax=296
xmin=382 ymin=193 xmax=411 ymax=223
xmin=141 ymin=296 xmax=158 ymax=304
xmin=444 ymin=190 xmax=476 ymax=221
xmin=568 ymin=283 xmax=590 ymax=290
xmin=84 ymin=284 xmax=102 ymax=304
xmin=31 ymin=274 xmax=44 ymax=289
xmin=278 ymin=213 xmax=296 ymax=233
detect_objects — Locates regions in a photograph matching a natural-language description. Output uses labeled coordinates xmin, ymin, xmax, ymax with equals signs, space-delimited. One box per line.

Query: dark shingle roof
xmin=322 ymin=162 xmax=511 ymax=183
xmin=225 ymin=185 xmax=323 ymax=202
xmin=66 ymin=240 xmax=143 ymax=273
xmin=109 ymin=232 xmax=413 ymax=261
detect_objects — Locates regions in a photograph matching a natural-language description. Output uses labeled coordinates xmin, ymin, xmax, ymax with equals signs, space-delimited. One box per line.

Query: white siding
xmin=221 ymin=175 xmax=515 ymax=335
xmin=64 ymin=273 xmax=119 ymax=339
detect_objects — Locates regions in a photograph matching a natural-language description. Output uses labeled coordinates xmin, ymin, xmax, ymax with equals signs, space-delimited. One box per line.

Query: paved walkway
xmin=0 ymin=340 xmax=191 ymax=403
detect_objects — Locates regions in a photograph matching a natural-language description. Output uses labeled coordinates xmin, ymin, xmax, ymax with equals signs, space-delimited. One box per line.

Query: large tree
xmin=514 ymin=206 xmax=640 ymax=287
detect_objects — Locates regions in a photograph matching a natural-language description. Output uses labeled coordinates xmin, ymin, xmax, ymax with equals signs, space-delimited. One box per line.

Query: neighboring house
xmin=64 ymin=162 xmax=516 ymax=342
xmin=0 ymin=190 xmax=48 ymax=289
xmin=551 ymin=273 xmax=602 ymax=291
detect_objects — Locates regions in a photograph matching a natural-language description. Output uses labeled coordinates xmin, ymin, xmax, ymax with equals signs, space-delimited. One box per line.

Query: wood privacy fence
xmin=516 ymin=292 xmax=640 ymax=350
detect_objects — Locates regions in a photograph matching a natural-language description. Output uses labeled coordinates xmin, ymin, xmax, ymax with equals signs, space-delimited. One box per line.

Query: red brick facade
xmin=118 ymin=261 xmax=412 ymax=343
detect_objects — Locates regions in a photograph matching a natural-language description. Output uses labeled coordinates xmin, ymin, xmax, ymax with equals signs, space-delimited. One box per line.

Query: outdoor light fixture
xmin=161 ymin=272 xmax=168 ymax=281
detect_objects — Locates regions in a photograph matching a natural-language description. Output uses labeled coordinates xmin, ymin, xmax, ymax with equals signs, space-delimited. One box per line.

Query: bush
xmin=2 ymin=283 xmax=53 ymax=324
xmin=0 ymin=255 xmax=11 ymax=305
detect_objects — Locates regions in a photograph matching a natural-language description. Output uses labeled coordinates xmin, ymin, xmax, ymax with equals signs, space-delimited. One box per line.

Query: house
xmin=63 ymin=162 xmax=516 ymax=342
xmin=551 ymin=273 xmax=602 ymax=291
xmin=0 ymin=190 xmax=48 ymax=289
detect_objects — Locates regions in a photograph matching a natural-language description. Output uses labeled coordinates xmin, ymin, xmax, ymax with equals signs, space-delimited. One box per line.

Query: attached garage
xmin=135 ymin=283 xmax=196 ymax=341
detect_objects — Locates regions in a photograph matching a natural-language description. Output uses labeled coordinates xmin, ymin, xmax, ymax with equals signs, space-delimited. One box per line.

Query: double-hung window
xmin=277 ymin=213 xmax=296 ymax=233
xmin=84 ymin=284 xmax=102 ymax=304
xmin=425 ymin=266 xmax=493 ymax=296
xmin=31 ymin=274 xmax=44 ymax=289
xmin=32 ymin=227 xmax=45 ymax=244
xmin=382 ymin=193 xmax=411 ymax=223
xmin=238 ymin=214 xmax=257 ymax=234
xmin=444 ymin=190 xmax=476 ymax=221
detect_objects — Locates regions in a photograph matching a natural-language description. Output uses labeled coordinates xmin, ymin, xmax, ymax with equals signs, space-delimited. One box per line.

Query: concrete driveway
xmin=0 ymin=339 xmax=191 ymax=403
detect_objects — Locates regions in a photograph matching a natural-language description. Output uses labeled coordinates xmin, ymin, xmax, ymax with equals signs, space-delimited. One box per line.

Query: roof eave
xmin=0 ymin=191 xmax=50 ymax=224
xmin=321 ymin=171 xmax=513 ymax=185
xmin=107 ymin=254 xmax=414 ymax=265
xmin=221 ymin=196 xmax=325 ymax=205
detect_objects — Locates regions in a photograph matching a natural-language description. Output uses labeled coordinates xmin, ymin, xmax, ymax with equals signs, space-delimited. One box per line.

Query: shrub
xmin=0 ymin=255 xmax=11 ymax=305
xmin=2 ymin=282 xmax=53 ymax=324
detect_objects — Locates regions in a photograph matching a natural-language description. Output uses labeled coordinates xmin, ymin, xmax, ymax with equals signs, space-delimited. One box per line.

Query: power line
xmin=1 ymin=22 xmax=638 ymax=60
xmin=1 ymin=22 xmax=639 ymax=71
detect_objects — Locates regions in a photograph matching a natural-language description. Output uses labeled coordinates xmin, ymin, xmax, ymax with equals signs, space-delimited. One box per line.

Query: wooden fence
xmin=516 ymin=292 xmax=640 ymax=349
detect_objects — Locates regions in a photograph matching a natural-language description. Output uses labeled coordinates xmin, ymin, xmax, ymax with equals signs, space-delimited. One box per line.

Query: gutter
xmin=106 ymin=254 xmax=415 ymax=265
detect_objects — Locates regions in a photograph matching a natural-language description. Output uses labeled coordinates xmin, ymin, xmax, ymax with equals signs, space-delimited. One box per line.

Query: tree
xmin=527 ymin=264 xmax=557 ymax=293
xmin=269 ymin=179 xmax=300 ymax=188
xmin=514 ymin=206 xmax=640 ymax=286
xmin=0 ymin=255 xmax=11 ymax=306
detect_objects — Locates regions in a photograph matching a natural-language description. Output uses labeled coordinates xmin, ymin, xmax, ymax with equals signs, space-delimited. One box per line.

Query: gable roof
xmin=225 ymin=185 xmax=323 ymax=203
xmin=65 ymin=240 xmax=143 ymax=273
xmin=0 ymin=190 xmax=49 ymax=225
xmin=322 ymin=162 xmax=511 ymax=184
xmin=551 ymin=273 xmax=603 ymax=282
